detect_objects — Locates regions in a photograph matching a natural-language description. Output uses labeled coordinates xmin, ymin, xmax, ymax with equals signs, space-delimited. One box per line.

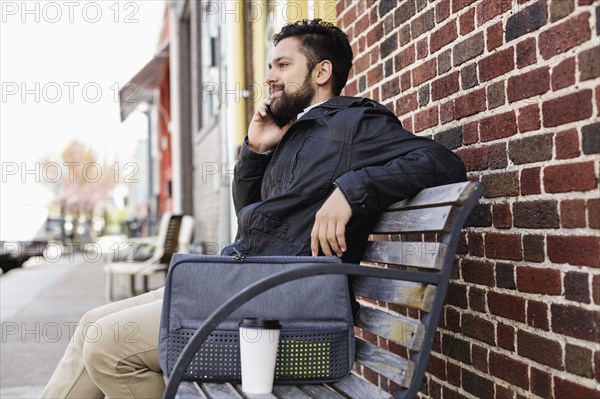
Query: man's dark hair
xmin=273 ymin=19 xmax=353 ymax=96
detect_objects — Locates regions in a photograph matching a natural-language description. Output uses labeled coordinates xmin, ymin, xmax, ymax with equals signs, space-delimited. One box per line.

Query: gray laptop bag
xmin=158 ymin=254 xmax=355 ymax=384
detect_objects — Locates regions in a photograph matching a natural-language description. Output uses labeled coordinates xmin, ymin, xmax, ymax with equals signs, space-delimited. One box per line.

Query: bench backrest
xmin=351 ymin=181 xmax=483 ymax=398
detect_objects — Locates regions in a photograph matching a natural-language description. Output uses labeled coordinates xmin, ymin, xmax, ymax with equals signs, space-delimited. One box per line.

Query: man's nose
xmin=265 ymin=69 xmax=278 ymax=85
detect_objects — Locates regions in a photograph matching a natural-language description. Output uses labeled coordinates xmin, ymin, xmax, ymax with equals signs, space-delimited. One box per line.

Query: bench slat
xmin=298 ymin=384 xmax=346 ymax=399
xmin=356 ymin=306 xmax=424 ymax=351
xmin=363 ymin=241 xmax=447 ymax=269
xmin=372 ymin=206 xmax=453 ymax=234
xmin=232 ymin=385 xmax=276 ymax=398
xmin=387 ymin=181 xmax=473 ymax=210
xmin=355 ymin=339 xmax=415 ymax=388
xmin=332 ymin=373 xmax=393 ymax=399
xmin=202 ymin=383 xmax=242 ymax=399
xmin=353 ymin=276 xmax=436 ymax=311
xmin=176 ymin=381 xmax=207 ymax=399
xmin=271 ymin=385 xmax=312 ymax=398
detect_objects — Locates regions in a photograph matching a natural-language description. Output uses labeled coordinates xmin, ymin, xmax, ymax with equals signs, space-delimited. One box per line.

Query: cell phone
xmin=265 ymin=104 xmax=291 ymax=128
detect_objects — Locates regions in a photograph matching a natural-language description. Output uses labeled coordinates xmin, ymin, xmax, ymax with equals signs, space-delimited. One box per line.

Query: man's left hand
xmin=311 ymin=188 xmax=352 ymax=257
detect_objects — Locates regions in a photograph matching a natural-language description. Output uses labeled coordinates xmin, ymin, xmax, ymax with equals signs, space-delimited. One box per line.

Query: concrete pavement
xmin=0 ymin=251 xmax=165 ymax=398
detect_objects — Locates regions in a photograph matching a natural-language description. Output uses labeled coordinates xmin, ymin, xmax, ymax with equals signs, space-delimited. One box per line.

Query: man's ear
xmin=315 ymin=60 xmax=333 ymax=86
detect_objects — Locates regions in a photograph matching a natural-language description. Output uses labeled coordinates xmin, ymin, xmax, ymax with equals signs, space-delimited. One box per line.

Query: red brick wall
xmin=338 ymin=0 xmax=599 ymax=397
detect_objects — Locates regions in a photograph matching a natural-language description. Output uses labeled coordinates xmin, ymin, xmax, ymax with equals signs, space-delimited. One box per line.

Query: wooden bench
xmin=164 ymin=181 xmax=483 ymax=399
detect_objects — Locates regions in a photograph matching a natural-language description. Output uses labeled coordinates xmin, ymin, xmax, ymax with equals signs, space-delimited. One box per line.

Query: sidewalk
xmin=0 ymin=254 xmax=105 ymax=397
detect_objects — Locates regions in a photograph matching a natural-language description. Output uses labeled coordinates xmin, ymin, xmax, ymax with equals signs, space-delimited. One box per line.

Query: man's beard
xmin=271 ymin=74 xmax=315 ymax=122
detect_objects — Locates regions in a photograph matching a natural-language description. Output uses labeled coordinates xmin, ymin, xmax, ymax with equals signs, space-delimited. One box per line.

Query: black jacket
xmin=223 ymin=97 xmax=467 ymax=262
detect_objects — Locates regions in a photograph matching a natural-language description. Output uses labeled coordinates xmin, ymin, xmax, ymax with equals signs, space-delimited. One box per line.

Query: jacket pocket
xmin=288 ymin=136 xmax=345 ymax=198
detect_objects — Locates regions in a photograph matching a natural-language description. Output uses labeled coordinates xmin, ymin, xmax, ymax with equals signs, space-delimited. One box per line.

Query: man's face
xmin=267 ymin=37 xmax=316 ymax=121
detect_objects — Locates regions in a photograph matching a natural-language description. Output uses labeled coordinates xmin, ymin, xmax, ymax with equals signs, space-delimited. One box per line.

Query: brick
xmin=417 ymin=38 xmax=428 ymax=60
xmin=459 ymin=8 xmax=475 ymax=35
xmin=492 ymin=202 xmax=511 ymax=229
xmin=462 ymin=369 xmax=494 ymax=399
xmin=453 ymin=32 xmax=484 ymax=66
xmin=463 ymin=121 xmax=479 ymax=144
xmin=416 ymin=0 xmax=427 ymax=13
xmin=597 ymin=4 xmax=600 ymax=35
xmin=551 ymin=57 xmax=576 ymax=90
xmin=471 ymin=344 xmax=488 ymax=373
xmin=444 ymin=307 xmax=461 ymax=333
xmin=513 ymin=201 xmax=559 ymax=231
xmin=358 ymin=76 xmax=366 ymax=93
xmin=427 ymin=354 xmax=446 ymax=380
xmin=516 ymin=265 xmax=561 ymax=294
xmin=482 ymin=171 xmax=519 ymax=198
xmin=434 ymin=127 xmax=462 ymax=150
xmin=495 ymin=384 xmax=514 ymax=399
xmin=366 ymin=24 xmax=384 ymax=47
xmin=395 ymin=0 xmax=415 ymax=25
xmin=461 ymin=63 xmax=478 ymax=90
xmin=507 ymin=66 xmax=550 ymax=103
xmin=543 ymin=161 xmax=597 ymax=193
xmin=527 ymin=299 xmax=550 ymax=330
xmin=566 ymin=344 xmax=594 ymax=378
xmin=550 ymin=0 xmax=575 ymax=22
xmin=412 ymin=58 xmax=437 ymax=86
xmin=544 ymin=89 xmax=594 ymax=127
xmin=462 ymin=259 xmax=495 ymax=286
xmin=506 ymin=0 xmax=548 ymax=42
xmin=381 ymin=78 xmax=400 ymax=99
xmin=411 ymin=8 xmax=435 ymax=38
xmin=578 ymin=46 xmax=600 ymax=81
xmin=547 ymin=235 xmax=600 ymax=267
xmin=452 ymin=0 xmax=477 ymax=13
xmin=487 ymin=81 xmax=505 ymax=110
xmin=486 ymin=22 xmax=504 ymax=52
xmin=520 ymin=167 xmax=541 ymax=196
xmin=463 ymin=314 xmax=495 ymax=345
xmin=431 ymin=19 xmax=457 ymax=54
xmin=518 ymin=330 xmax=563 ymax=369
xmin=465 ymin=203 xmax=492 ymax=227
xmin=442 ymin=334 xmax=471 ymax=364
xmin=446 ymin=363 xmax=462 ymax=389
xmin=468 ymin=232 xmax=484 ymax=256
xmin=517 ymin=104 xmax=541 ymax=133
xmin=440 ymin=101 xmax=455 ymax=124
xmin=380 ymin=33 xmax=398 ymax=59
xmin=396 ymin=92 xmax=419 ymax=115
xmin=436 ymin=0 xmax=450 ymax=23
xmin=399 ymin=25 xmax=411 ymax=46
xmin=589 ymin=198 xmax=600 ymax=229
xmin=432 ymin=71 xmax=459 ymax=101
xmin=414 ymin=106 xmax=438 ymax=132
xmin=540 ymin=12 xmax=591 ymax=59
xmin=378 ymin=0 xmax=396 ymax=17
xmin=418 ymin=84 xmax=430 ymax=106
xmin=523 ymin=234 xmax=545 ymax=262
xmin=456 ymin=146 xmax=488 ymax=172
xmin=384 ymin=59 xmax=393 ymax=78
xmin=564 ymin=271 xmax=590 ymax=304
xmin=497 ymin=323 xmax=515 ymax=350
xmin=516 ymin=37 xmax=537 ymax=68
xmin=437 ymin=49 xmax=452 ymax=74
xmin=447 ymin=282 xmax=468 ymax=308
xmin=489 ymin=291 xmax=526 ymax=322
xmin=509 ymin=134 xmax=552 ymax=164
xmin=531 ymin=368 xmax=552 ymax=398
xmin=552 ymin=303 xmax=600 ymax=341
xmin=400 ymin=71 xmax=412 ymax=91
xmin=478 ymin=0 xmax=511 ymax=26
xmin=488 ymin=143 xmax=508 ymax=170
xmin=469 ymin=286 xmax=486 ymax=313
xmin=489 ymin=351 xmax=529 ymax=389
xmin=455 ymin=88 xmax=486 ymax=119
xmin=582 ymin=122 xmax=600 ymax=154
xmin=555 ymin=129 xmax=580 ymax=159
xmin=554 ymin=376 xmax=600 ymax=399
xmin=496 ymin=262 xmax=516 ymax=289
xmin=561 ymin=199 xmax=586 ymax=228
xmin=480 ymin=111 xmax=517 ymax=142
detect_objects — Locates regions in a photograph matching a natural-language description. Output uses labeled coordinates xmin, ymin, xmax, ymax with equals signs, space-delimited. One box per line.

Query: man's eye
xmin=279 ymin=63 xmax=288 ymax=68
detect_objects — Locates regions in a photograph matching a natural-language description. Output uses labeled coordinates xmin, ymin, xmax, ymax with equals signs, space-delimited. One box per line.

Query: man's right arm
xmin=232 ymin=140 xmax=273 ymax=215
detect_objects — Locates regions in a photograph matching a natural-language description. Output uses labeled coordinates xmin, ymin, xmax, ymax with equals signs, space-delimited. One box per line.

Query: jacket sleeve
xmin=333 ymin=107 xmax=467 ymax=217
xmin=232 ymin=139 xmax=273 ymax=215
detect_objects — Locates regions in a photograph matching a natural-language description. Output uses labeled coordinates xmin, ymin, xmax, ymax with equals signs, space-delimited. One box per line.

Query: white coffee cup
xmin=239 ymin=318 xmax=282 ymax=394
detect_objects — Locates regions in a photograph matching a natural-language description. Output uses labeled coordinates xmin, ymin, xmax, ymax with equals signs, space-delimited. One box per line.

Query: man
xmin=42 ymin=19 xmax=466 ymax=399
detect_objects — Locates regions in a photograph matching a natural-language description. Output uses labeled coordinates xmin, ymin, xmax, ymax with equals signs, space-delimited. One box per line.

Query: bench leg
xmin=128 ymin=275 xmax=136 ymax=297
xmin=105 ymin=270 xmax=114 ymax=303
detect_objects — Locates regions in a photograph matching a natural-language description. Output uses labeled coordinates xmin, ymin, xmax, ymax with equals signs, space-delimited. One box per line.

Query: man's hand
xmin=247 ymin=101 xmax=294 ymax=153
xmin=311 ymin=187 xmax=352 ymax=257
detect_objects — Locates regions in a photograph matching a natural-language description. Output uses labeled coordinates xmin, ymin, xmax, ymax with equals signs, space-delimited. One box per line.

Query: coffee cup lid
xmin=239 ymin=318 xmax=281 ymax=329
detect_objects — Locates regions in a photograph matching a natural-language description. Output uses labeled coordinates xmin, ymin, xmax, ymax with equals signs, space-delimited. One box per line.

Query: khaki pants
xmin=41 ymin=288 xmax=165 ymax=399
